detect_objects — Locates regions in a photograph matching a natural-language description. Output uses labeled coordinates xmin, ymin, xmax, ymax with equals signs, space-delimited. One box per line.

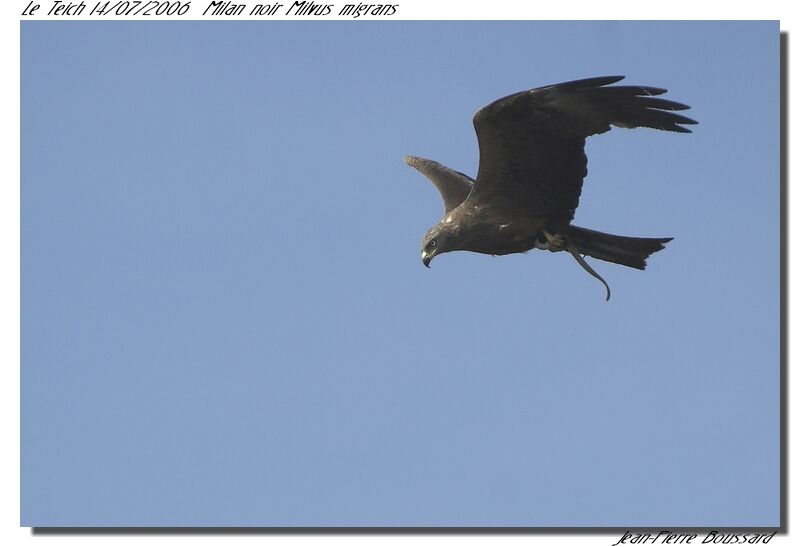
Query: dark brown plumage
xmin=405 ymin=76 xmax=696 ymax=300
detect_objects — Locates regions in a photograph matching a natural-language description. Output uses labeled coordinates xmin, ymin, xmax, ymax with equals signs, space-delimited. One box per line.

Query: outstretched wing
xmin=404 ymin=155 xmax=474 ymax=213
xmin=470 ymin=75 xmax=696 ymax=224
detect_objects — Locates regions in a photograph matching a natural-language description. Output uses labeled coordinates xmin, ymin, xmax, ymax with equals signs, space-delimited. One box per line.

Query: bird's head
xmin=420 ymin=222 xmax=458 ymax=268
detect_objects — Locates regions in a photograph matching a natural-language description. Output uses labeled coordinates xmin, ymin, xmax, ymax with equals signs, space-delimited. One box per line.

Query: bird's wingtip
xmin=583 ymin=75 xmax=626 ymax=87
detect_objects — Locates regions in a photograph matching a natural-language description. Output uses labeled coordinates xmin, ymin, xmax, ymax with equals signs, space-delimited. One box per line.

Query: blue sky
xmin=21 ymin=21 xmax=779 ymax=526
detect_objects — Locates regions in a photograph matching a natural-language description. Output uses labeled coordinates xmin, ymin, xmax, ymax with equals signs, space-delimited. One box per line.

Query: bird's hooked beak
xmin=421 ymin=251 xmax=432 ymax=268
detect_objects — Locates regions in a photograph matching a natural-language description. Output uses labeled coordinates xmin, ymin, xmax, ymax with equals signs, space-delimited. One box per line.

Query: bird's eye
xmin=427 ymin=239 xmax=437 ymax=249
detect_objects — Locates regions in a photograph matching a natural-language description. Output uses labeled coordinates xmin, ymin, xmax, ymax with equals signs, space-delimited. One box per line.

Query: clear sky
xmin=21 ymin=21 xmax=779 ymax=527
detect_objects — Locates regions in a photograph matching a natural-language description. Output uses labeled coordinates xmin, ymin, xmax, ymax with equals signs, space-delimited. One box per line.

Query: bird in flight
xmin=405 ymin=75 xmax=696 ymax=300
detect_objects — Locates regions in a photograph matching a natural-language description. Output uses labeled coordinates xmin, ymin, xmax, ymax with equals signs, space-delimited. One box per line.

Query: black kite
xmin=405 ymin=76 xmax=696 ymax=300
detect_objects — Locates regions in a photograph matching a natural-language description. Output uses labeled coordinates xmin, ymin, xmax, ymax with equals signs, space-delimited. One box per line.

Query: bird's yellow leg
xmin=541 ymin=229 xmax=565 ymax=251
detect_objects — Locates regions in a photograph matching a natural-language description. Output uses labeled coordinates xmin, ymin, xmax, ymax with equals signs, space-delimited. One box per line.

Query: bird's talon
xmin=541 ymin=229 xmax=565 ymax=251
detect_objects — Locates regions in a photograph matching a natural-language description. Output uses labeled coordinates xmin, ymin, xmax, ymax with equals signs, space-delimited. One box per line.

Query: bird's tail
xmin=565 ymin=226 xmax=672 ymax=270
